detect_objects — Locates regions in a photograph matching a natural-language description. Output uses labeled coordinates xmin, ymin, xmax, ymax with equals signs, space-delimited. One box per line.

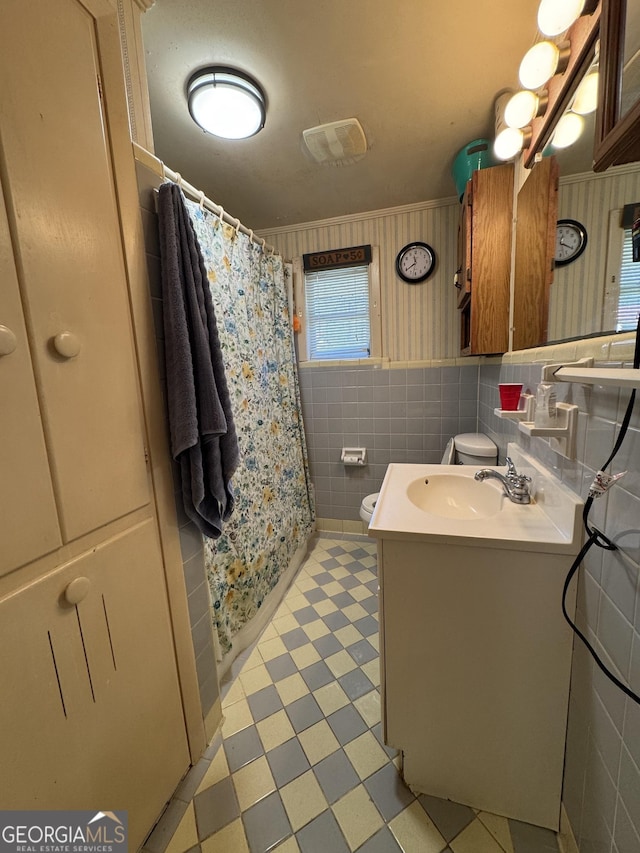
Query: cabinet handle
xmin=53 ymin=331 xmax=81 ymax=358
xmin=0 ymin=325 xmax=17 ymax=356
xmin=64 ymin=576 xmax=91 ymax=605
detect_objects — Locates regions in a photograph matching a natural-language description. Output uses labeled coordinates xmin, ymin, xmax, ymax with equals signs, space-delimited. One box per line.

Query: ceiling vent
xmin=302 ymin=118 xmax=367 ymax=166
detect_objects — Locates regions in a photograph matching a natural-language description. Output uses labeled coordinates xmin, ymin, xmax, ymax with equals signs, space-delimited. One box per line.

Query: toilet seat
xmin=362 ymin=493 xmax=379 ymax=514
xmin=360 ymin=492 xmax=380 ymax=525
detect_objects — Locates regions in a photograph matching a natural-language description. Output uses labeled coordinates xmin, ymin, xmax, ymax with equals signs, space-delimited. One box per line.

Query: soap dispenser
xmin=534 ymin=383 xmax=557 ymax=428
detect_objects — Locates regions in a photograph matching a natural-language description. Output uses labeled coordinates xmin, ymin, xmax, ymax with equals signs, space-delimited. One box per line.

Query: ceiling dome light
xmin=504 ymin=90 xmax=547 ymax=128
xmin=537 ymin=0 xmax=586 ymax=37
xmin=572 ymin=71 xmax=599 ymax=115
xmin=494 ymin=127 xmax=529 ymax=161
xmin=519 ymin=41 xmax=569 ymax=90
xmin=551 ymin=112 xmax=584 ymax=148
xmin=187 ymin=67 xmax=266 ymax=140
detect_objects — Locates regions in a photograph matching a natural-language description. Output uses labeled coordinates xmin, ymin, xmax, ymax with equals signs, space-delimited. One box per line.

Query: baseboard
xmin=203 ymin=696 xmax=222 ymax=743
xmin=557 ymin=803 xmax=579 ymax=853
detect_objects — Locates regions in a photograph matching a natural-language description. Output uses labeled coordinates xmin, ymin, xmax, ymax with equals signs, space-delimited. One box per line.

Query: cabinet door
xmin=456 ymin=183 xmax=472 ymax=308
xmin=513 ymin=157 xmax=559 ymax=350
xmin=0 ymin=174 xmax=61 ymax=576
xmin=0 ymin=520 xmax=190 ymax=850
xmin=0 ymin=0 xmax=150 ymax=544
xmin=469 ymin=165 xmax=513 ymax=354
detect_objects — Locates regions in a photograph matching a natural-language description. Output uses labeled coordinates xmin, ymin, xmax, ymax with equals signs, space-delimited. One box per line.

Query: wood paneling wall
xmin=260 ymin=199 xmax=461 ymax=362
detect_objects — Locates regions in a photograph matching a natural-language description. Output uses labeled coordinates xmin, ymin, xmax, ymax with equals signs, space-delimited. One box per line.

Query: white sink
xmin=406 ymin=473 xmax=504 ymax=519
xmin=369 ymin=444 xmax=583 ymax=553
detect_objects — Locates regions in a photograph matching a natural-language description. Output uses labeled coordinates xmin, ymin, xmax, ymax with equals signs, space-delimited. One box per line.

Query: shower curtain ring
xmin=234 ymin=217 xmax=241 ymax=238
xmin=198 ymin=191 xmax=206 ymax=210
xmin=175 ymin=172 xmax=182 ymax=187
xmin=261 ymin=238 xmax=266 ymax=252
xmin=218 ymin=206 xmax=224 ymax=228
xmin=248 ymin=229 xmax=254 ymax=244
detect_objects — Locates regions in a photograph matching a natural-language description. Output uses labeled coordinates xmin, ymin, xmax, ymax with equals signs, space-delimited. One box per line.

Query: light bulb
xmin=572 ymin=71 xmax=599 ymax=115
xmin=494 ymin=127 xmax=527 ymax=161
xmin=537 ymin=0 xmax=585 ymax=37
xmin=505 ymin=91 xmax=544 ymax=128
xmin=551 ymin=112 xmax=584 ymax=148
xmin=519 ymin=41 xmax=561 ymax=90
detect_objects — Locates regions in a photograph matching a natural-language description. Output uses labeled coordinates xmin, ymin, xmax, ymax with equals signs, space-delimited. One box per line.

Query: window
xmin=305 ymin=264 xmax=370 ymax=360
xmin=617 ymin=227 xmax=640 ymax=331
xmin=604 ymin=209 xmax=640 ymax=332
xmin=293 ymin=247 xmax=381 ymax=361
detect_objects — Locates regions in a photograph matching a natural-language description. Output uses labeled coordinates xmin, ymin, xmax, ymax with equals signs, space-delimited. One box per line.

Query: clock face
xmin=396 ymin=242 xmax=436 ymax=283
xmin=555 ymin=219 xmax=587 ymax=266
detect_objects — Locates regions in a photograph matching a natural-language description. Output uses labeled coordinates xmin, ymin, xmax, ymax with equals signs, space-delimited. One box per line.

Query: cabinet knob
xmin=53 ymin=331 xmax=81 ymax=358
xmin=0 ymin=325 xmax=17 ymax=356
xmin=64 ymin=576 xmax=91 ymax=605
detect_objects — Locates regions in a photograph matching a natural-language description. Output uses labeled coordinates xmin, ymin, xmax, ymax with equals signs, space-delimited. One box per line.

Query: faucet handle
xmin=505 ymin=456 xmax=517 ymax=477
xmin=505 ymin=457 xmax=531 ymax=485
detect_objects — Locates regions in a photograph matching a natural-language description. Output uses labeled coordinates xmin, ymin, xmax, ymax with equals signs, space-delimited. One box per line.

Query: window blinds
xmin=304 ymin=264 xmax=370 ymax=360
xmin=618 ymin=229 xmax=640 ymax=331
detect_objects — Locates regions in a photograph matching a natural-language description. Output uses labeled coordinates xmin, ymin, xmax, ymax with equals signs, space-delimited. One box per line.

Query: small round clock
xmin=395 ymin=241 xmax=436 ymax=283
xmin=555 ymin=219 xmax=587 ymax=266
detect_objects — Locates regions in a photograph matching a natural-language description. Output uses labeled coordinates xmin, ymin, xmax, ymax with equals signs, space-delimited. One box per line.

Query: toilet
xmin=359 ymin=432 xmax=498 ymax=525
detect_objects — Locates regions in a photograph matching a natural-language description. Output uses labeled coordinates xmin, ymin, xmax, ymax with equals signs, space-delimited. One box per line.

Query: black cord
xmin=560 ymin=316 xmax=640 ymax=706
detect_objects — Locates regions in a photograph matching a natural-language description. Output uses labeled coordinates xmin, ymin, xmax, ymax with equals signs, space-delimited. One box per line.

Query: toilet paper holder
xmin=341 ymin=447 xmax=367 ymax=466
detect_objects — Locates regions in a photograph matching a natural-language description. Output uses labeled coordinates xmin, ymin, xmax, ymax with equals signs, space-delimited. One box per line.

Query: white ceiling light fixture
xmin=519 ymin=41 xmax=570 ymax=90
xmin=494 ymin=126 xmax=532 ymax=161
xmin=537 ymin=0 xmax=586 ymax=37
xmin=187 ymin=66 xmax=266 ymax=140
xmin=551 ymin=111 xmax=584 ymax=148
xmin=504 ymin=90 xmax=548 ymax=128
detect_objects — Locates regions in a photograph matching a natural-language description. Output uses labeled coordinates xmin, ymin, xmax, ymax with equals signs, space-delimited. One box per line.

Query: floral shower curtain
xmin=185 ymin=199 xmax=315 ymax=656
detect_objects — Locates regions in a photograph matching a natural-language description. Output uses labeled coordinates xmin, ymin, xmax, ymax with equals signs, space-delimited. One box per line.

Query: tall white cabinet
xmin=0 ymin=0 xmax=191 ymax=846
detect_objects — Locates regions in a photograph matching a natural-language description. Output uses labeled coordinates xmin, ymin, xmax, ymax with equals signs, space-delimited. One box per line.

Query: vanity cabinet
xmin=457 ymin=164 xmax=514 ymax=355
xmin=377 ymin=536 xmax=577 ymax=830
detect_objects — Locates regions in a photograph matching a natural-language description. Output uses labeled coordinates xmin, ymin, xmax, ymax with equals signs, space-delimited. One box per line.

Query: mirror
xmin=594 ymin=0 xmax=640 ymax=169
xmin=513 ymin=1 xmax=640 ymax=349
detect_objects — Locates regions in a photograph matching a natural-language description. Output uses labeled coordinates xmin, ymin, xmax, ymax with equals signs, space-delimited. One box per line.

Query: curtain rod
xmin=132 ymin=142 xmax=282 ymax=259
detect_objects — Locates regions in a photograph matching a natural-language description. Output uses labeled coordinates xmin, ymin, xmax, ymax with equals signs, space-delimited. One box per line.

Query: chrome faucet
xmin=474 ymin=456 xmax=532 ymax=504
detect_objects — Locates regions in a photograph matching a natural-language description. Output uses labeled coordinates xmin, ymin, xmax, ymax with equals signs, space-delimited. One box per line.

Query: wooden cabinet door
xmin=0 ymin=520 xmax=190 ymax=850
xmin=512 ymin=157 xmax=559 ymax=350
xmin=0 ymin=171 xmax=62 ymax=577
xmin=468 ymin=165 xmax=513 ymax=355
xmin=0 ymin=0 xmax=150 ymax=544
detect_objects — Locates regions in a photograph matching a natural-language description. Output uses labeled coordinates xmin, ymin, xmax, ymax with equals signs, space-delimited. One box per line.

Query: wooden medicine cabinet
xmin=457 ymin=164 xmax=514 ymax=355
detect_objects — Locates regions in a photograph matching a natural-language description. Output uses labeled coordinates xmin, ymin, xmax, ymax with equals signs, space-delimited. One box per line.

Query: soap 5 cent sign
xmin=0 ymin=812 xmax=127 ymax=853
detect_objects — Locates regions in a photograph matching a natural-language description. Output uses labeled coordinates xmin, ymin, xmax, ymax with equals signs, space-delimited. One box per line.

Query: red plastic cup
xmin=499 ymin=383 xmax=523 ymax=411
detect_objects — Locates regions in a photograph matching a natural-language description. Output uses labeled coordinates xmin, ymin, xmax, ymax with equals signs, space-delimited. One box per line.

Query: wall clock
xmin=395 ymin=241 xmax=436 ymax=283
xmin=555 ymin=219 xmax=588 ymax=266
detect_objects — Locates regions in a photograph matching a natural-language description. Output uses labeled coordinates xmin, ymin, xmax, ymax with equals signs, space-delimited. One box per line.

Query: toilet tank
xmin=454 ymin=433 xmax=497 ymax=466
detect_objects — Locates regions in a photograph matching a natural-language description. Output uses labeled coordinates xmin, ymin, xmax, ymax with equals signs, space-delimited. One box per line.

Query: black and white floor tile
xmin=144 ymin=537 xmax=560 ymax=853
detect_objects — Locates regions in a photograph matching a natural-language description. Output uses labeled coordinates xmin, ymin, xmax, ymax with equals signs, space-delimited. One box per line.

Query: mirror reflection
xmin=621 ymin=1 xmax=640 ymax=120
xmin=514 ymin=63 xmax=640 ymax=349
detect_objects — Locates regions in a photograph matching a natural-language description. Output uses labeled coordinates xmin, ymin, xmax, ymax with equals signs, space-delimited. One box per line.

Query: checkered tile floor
xmin=145 ymin=537 xmax=560 ymax=853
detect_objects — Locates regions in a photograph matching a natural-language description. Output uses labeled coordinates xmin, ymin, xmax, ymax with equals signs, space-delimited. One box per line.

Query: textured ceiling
xmin=142 ymin=0 xmax=595 ymax=230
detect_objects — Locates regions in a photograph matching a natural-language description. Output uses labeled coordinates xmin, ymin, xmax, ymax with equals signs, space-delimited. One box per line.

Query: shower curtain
xmin=184 ymin=199 xmax=315 ymax=656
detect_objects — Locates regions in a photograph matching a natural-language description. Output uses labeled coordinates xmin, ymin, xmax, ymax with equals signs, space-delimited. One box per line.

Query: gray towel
xmin=157 ymin=182 xmax=240 ymax=537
